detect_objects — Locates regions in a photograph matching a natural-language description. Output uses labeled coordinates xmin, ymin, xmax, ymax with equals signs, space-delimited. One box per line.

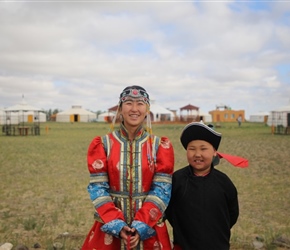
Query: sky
xmin=0 ymin=0 xmax=290 ymax=119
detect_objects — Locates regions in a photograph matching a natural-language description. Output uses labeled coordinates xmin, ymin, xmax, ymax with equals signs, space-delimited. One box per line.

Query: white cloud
xmin=0 ymin=1 xmax=289 ymax=118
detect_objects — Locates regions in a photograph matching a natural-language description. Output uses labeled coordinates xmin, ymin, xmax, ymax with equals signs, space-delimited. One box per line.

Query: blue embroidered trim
xmin=100 ymin=219 xmax=128 ymax=238
xmin=102 ymin=135 xmax=112 ymax=158
xmin=131 ymin=220 xmax=156 ymax=241
xmin=87 ymin=176 xmax=111 ymax=208
xmin=145 ymin=174 xmax=172 ymax=212
xmin=153 ymin=136 xmax=160 ymax=163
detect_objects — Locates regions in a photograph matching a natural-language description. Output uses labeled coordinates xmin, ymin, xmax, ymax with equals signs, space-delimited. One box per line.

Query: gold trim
xmin=89 ymin=175 xmax=108 ymax=183
xmin=145 ymin=195 xmax=166 ymax=212
xmin=92 ymin=196 xmax=112 ymax=207
xmin=153 ymin=174 xmax=172 ymax=184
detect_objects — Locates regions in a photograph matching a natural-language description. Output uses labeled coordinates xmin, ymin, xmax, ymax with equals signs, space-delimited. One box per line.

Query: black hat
xmin=180 ymin=122 xmax=222 ymax=150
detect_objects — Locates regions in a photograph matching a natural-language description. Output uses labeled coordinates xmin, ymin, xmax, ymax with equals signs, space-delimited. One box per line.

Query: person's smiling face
xmin=186 ymin=140 xmax=216 ymax=175
xmin=120 ymin=97 xmax=147 ymax=130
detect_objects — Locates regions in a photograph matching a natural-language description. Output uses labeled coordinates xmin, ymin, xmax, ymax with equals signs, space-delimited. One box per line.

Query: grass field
xmin=0 ymin=122 xmax=290 ymax=249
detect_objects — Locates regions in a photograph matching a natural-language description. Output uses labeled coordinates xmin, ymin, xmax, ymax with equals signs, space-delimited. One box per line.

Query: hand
xmin=120 ymin=226 xmax=140 ymax=249
xmin=128 ymin=228 xmax=140 ymax=249
xmin=120 ymin=225 xmax=132 ymax=242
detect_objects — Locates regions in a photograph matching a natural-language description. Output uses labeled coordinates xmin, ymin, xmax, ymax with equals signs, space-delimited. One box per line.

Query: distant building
xmin=3 ymin=98 xmax=46 ymax=124
xmin=267 ymin=105 xmax=290 ymax=134
xmin=249 ymin=112 xmax=269 ymax=123
xmin=199 ymin=110 xmax=213 ymax=123
xmin=2 ymin=97 xmax=45 ymax=136
xmin=179 ymin=104 xmax=199 ymax=122
xmin=97 ymin=111 xmax=116 ymax=122
xmin=0 ymin=108 xmax=18 ymax=125
xmin=209 ymin=105 xmax=245 ymax=123
xmin=150 ymin=101 xmax=175 ymax=122
xmin=56 ymin=105 xmax=96 ymax=122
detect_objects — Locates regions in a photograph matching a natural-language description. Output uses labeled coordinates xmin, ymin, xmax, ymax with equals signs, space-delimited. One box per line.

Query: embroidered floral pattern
xmin=153 ymin=241 xmax=162 ymax=250
xmin=131 ymin=220 xmax=156 ymax=241
xmin=101 ymin=219 xmax=127 ymax=238
xmin=89 ymin=231 xmax=94 ymax=242
xmin=149 ymin=208 xmax=159 ymax=221
xmin=104 ymin=234 xmax=113 ymax=245
xmin=92 ymin=159 xmax=104 ymax=169
xmin=146 ymin=179 xmax=172 ymax=213
xmin=88 ymin=181 xmax=110 ymax=203
xmin=160 ymin=139 xmax=170 ymax=149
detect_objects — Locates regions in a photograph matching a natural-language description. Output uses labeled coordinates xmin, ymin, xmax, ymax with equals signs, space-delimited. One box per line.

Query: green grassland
xmin=0 ymin=122 xmax=289 ymax=249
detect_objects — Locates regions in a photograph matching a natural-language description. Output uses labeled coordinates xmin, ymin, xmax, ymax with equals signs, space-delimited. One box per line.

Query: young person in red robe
xmin=166 ymin=122 xmax=247 ymax=250
xmin=82 ymin=85 xmax=174 ymax=250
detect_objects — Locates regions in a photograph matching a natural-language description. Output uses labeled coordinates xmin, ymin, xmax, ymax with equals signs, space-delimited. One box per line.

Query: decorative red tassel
xmin=127 ymin=234 xmax=131 ymax=250
xmin=217 ymin=152 xmax=249 ymax=168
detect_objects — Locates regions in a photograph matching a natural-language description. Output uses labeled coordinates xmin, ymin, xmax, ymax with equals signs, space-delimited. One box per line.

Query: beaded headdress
xmin=119 ymin=86 xmax=150 ymax=106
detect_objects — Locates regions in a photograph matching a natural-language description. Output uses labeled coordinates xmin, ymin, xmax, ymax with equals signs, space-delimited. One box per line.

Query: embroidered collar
xmin=119 ymin=123 xmax=146 ymax=140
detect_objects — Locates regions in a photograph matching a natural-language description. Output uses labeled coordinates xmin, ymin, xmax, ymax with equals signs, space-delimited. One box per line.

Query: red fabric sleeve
xmin=155 ymin=137 xmax=175 ymax=175
xmin=87 ymin=136 xmax=108 ymax=174
xmin=87 ymin=136 xmax=125 ymax=223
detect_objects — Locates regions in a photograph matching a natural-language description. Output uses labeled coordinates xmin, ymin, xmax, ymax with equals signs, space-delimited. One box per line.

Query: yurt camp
xmin=150 ymin=102 xmax=175 ymax=122
xmin=56 ymin=105 xmax=96 ymax=122
xmin=4 ymin=99 xmax=46 ymax=124
xmin=0 ymin=108 xmax=18 ymax=125
xmin=2 ymin=98 xmax=46 ymax=136
xmin=249 ymin=112 xmax=269 ymax=123
xmin=199 ymin=110 xmax=213 ymax=123
xmin=97 ymin=111 xmax=116 ymax=122
xmin=267 ymin=105 xmax=290 ymax=134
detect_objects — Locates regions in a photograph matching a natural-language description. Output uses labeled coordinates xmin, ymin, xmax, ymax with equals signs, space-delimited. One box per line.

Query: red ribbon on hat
xmin=217 ymin=152 xmax=249 ymax=168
